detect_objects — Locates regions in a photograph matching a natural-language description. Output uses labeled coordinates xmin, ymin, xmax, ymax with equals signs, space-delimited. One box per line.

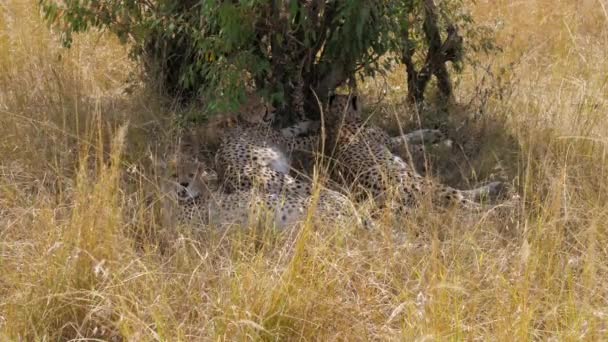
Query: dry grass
xmin=1 ymin=0 xmax=608 ymax=340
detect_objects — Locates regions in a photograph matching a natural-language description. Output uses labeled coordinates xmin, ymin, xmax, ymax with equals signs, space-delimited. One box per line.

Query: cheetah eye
xmin=188 ymin=173 xmax=195 ymax=178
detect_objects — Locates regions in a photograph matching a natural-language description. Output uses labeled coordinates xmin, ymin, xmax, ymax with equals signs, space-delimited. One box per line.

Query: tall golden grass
xmin=1 ymin=0 xmax=607 ymax=340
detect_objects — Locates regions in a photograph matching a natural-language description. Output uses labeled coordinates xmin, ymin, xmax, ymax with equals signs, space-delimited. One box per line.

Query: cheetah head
xmin=237 ymin=94 xmax=276 ymax=125
xmin=152 ymin=153 xmax=217 ymax=202
xmin=172 ymin=161 xmax=212 ymax=201
xmin=326 ymin=93 xmax=361 ymax=127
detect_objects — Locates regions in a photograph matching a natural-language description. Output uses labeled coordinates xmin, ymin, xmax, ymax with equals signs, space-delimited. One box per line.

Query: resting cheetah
xmin=214 ymin=94 xmax=447 ymax=194
xmin=213 ymin=95 xmax=321 ymax=195
xmin=158 ymin=158 xmax=368 ymax=229
xmin=324 ymin=94 xmax=506 ymax=209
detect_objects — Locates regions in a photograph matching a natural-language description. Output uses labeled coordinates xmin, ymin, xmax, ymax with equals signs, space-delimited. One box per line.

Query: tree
xmin=39 ymin=0 xmax=494 ymax=123
xmin=402 ymin=0 xmax=463 ymax=104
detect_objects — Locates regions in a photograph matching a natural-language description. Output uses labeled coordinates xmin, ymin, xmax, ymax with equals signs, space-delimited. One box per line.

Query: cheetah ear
xmin=262 ymin=105 xmax=275 ymax=123
xmin=328 ymin=94 xmax=336 ymax=106
xmin=350 ymin=95 xmax=358 ymax=111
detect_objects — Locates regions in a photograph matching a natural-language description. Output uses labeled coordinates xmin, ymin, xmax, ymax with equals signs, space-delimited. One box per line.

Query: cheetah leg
xmin=456 ymin=181 xmax=508 ymax=202
xmin=437 ymin=181 xmax=507 ymax=209
xmin=280 ymin=121 xmax=320 ymax=151
xmin=280 ymin=120 xmax=320 ymax=138
xmin=389 ymin=129 xmax=447 ymax=149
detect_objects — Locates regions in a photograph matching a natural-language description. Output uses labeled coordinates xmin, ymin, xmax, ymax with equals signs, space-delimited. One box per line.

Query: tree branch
xmin=405 ymin=0 xmax=463 ymax=105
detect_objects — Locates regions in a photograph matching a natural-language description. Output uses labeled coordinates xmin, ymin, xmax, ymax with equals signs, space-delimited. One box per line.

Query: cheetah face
xmin=327 ymin=94 xmax=361 ymax=126
xmin=173 ymin=168 xmax=202 ymax=200
xmin=238 ymin=95 xmax=276 ymax=125
xmin=160 ymin=158 xmax=216 ymax=202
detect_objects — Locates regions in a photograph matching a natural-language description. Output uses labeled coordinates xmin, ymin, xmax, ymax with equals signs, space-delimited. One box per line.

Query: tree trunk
xmin=403 ymin=0 xmax=463 ymax=105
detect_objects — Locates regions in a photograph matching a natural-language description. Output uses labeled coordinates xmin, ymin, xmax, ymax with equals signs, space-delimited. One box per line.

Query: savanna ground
xmin=1 ymin=0 xmax=608 ymax=340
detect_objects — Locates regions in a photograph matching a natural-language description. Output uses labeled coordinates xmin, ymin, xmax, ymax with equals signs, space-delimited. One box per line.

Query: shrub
xmin=39 ymin=0 xmax=495 ymax=122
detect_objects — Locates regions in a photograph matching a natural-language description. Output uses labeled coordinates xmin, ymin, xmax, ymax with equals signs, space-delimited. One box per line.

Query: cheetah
xmin=213 ymin=94 xmax=447 ymax=198
xmin=213 ymin=95 xmax=320 ymax=194
xmin=323 ymin=94 xmax=507 ymax=209
xmin=157 ymin=157 xmax=369 ymax=230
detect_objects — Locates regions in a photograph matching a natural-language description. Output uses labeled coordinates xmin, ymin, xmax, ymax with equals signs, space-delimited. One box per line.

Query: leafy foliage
xmin=39 ymin=0 xmax=495 ymax=121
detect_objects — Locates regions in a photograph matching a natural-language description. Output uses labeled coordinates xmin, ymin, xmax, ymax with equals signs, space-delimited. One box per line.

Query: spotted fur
xmin=161 ymin=159 xmax=369 ymax=230
xmin=324 ymin=94 xmax=506 ymax=209
xmin=214 ymin=96 xmax=318 ymax=195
